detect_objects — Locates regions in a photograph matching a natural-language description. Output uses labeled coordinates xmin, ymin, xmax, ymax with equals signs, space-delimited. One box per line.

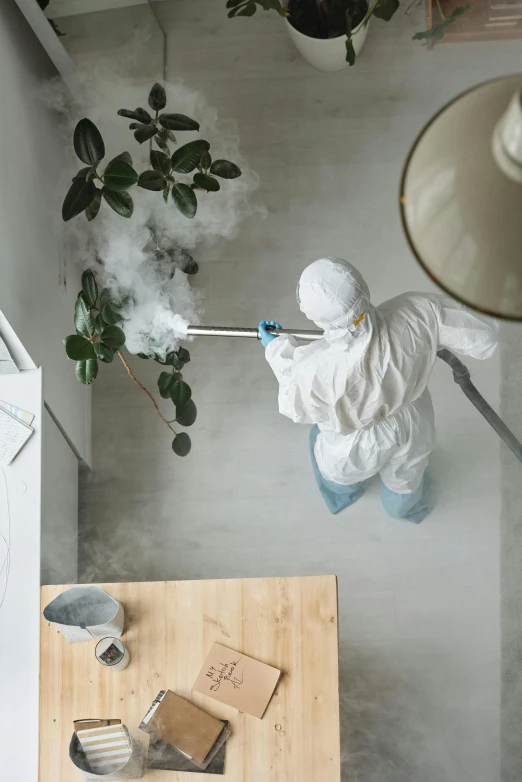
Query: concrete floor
xmin=75 ymin=2 xmax=522 ymax=780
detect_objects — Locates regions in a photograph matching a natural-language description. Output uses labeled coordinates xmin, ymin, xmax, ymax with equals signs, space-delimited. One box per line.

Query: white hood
xmin=297 ymin=257 xmax=373 ymax=344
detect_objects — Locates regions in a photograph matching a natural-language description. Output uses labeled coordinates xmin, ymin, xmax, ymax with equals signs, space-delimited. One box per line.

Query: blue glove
xmin=259 ymin=320 xmax=282 ymax=348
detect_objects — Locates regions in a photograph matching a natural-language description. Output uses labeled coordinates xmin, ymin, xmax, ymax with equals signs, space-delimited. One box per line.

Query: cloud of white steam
xmin=47 ymin=75 xmax=261 ymax=358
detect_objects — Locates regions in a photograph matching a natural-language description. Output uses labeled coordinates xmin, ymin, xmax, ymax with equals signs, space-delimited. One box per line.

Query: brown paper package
xmin=140 ymin=691 xmax=225 ymax=766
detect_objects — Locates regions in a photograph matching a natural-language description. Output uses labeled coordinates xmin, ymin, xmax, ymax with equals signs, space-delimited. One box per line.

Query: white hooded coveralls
xmin=265 ymin=258 xmax=498 ymax=494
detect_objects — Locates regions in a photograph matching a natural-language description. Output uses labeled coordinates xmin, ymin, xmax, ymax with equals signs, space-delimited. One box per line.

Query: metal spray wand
xmin=185 ymin=324 xmax=522 ymax=464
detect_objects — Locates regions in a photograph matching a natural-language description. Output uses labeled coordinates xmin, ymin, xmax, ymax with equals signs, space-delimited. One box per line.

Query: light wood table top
xmin=40 ymin=576 xmax=340 ymax=782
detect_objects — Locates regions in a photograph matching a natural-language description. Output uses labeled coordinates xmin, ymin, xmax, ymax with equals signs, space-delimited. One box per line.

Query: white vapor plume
xmin=47 ymin=74 xmax=261 ymax=359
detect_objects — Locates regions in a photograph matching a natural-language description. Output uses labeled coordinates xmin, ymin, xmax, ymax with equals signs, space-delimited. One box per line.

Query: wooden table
xmin=40 ymin=576 xmax=340 ymax=781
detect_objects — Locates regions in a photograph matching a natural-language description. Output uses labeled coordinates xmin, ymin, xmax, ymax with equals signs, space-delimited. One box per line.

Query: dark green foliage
xmin=176 ymin=399 xmax=197 ymax=427
xmin=61 ymin=84 xmax=239 ymax=456
xmin=102 ymin=188 xmax=134 ymax=218
xmin=171 ymin=183 xmax=198 ymax=218
xmin=74 ymin=119 xmax=105 ymax=166
xmin=76 ymin=359 xmax=98 ymax=384
xmin=159 ymin=114 xmax=200 ymax=132
xmin=193 ymin=173 xmax=220 ymax=192
xmin=103 ymin=158 xmax=139 ymax=191
xmin=172 ymin=432 xmax=191 ymax=456
xmin=81 ymin=270 xmax=98 ymax=306
xmin=170 ymin=380 xmax=192 ymax=408
xmin=100 ymin=325 xmax=126 ymax=349
xmin=171 ymin=140 xmax=211 ymax=174
xmin=138 ymin=171 xmax=166 ymax=191
xmin=412 ymin=4 xmax=469 ymax=40
xmin=210 ymin=160 xmax=242 ymax=179
xmin=62 ymin=178 xmax=97 ymax=221
xmin=63 ymin=84 xmax=241 ymax=222
xmin=64 ymin=335 xmax=96 ymax=360
xmin=85 ymin=191 xmax=102 ymax=221
xmin=148 ymin=82 xmax=167 ymax=111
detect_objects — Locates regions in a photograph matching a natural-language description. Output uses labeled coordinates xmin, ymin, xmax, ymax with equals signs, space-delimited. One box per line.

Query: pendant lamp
xmin=400 ymin=74 xmax=522 ymax=320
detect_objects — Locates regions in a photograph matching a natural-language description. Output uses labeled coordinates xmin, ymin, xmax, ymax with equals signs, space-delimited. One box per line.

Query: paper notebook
xmin=193 ymin=642 xmax=281 ymax=719
xmin=74 ymin=719 xmax=130 ymax=775
xmin=140 ymin=690 xmax=228 ymax=769
xmin=0 ymin=407 xmax=33 ymax=466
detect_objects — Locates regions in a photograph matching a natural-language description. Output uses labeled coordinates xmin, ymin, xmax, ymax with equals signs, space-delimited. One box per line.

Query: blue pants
xmin=310 ymin=426 xmax=432 ymax=523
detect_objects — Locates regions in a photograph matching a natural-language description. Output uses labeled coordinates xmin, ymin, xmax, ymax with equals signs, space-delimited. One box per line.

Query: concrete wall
xmin=0 ymin=0 xmax=90 ymax=461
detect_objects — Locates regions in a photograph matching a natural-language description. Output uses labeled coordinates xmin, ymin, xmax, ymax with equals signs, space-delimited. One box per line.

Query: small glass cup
xmin=95 ymin=637 xmax=130 ymax=671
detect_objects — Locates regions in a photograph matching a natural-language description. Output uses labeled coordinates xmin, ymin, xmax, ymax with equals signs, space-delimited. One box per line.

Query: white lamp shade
xmin=400 ymin=75 xmax=522 ymax=320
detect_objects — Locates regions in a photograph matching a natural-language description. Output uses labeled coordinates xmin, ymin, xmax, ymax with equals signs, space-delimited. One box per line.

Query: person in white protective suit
xmin=259 ymin=257 xmax=498 ymax=523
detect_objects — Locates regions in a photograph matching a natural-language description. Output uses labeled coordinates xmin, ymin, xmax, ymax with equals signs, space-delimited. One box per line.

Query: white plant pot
xmin=285 ymin=18 xmax=369 ymax=72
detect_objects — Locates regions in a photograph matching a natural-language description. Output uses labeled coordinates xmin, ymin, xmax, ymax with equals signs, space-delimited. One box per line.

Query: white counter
xmin=0 ymin=369 xmax=43 ymax=782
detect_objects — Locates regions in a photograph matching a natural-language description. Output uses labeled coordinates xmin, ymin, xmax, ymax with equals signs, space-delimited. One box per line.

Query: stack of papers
xmin=0 ymin=402 xmax=34 ymax=466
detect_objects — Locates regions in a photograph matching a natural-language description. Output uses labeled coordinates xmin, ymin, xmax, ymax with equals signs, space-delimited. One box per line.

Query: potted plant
xmin=226 ymin=0 xmax=470 ymax=70
xmin=62 ymin=83 xmax=243 ymax=457
xmin=226 ymin=0 xmax=399 ymax=70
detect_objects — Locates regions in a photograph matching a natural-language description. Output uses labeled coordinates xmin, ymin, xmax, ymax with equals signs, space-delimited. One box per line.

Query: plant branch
xmin=117 ymin=350 xmax=177 ymax=434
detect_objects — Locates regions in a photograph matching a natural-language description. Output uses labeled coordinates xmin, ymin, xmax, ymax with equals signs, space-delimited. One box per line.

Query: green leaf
xmin=94 ymin=314 xmax=105 ymax=334
xmin=230 ymin=3 xmax=257 ymax=16
xmin=372 ymin=0 xmax=399 ymax=21
xmin=75 ymin=358 xmax=98 ymax=384
xmin=155 ymin=134 xmax=170 ymax=154
xmin=74 ymin=296 xmax=95 ymax=338
xmin=345 ymin=36 xmax=356 ymax=66
xmin=171 ymin=140 xmax=210 ymax=174
xmin=170 ymin=379 xmax=191 ymax=408
xmin=134 ymin=124 xmax=159 ymax=144
xmin=117 ymin=108 xmax=152 ymax=123
xmin=200 ymin=150 xmax=211 ymax=171
xmin=85 ymin=189 xmax=102 ymax=221
xmin=137 ymin=353 xmax=150 ymax=359
xmin=193 ymin=172 xmax=220 ymax=192
xmin=64 ymin=334 xmax=96 ymax=360
xmin=209 ymin=159 xmax=242 ymax=179
xmin=114 ymin=151 xmax=133 ymax=166
xmin=81 ymin=270 xmax=98 ymax=307
xmin=176 ymin=399 xmax=197 ymax=427
xmin=103 ymin=158 xmax=138 ymax=191
xmin=164 ymin=129 xmax=177 ymax=143
xmin=175 ymin=251 xmax=198 ymax=275
xmin=62 ymin=178 xmax=97 ymax=221
xmin=138 ymin=170 xmax=166 ymax=191
xmin=412 ymin=4 xmax=469 ymax=40
xmin=150 ymin=150 xmax=172 ymax=176
xmin=172 ymin=183 xmax=197 ymax=218
xmin=73 ymin=118 xmax=105 ymax=166
xmin=159 ymin=113 xmax=200 ymax=132
xmin=101 ymin=302 xmax=121 ymax=325
xmin=148 ymin=82 xmax=167 ymax=111
xmin=158 ymin=371 xmax=177 ymax=398
xmin=100 ymin=325 xmax=126 ymax=349
xmin=177 ymin=347 xmax=191 ymax=365
xmin=166 ymin=348 xmax=190 ymax=369
xmin=102 ymin=187 xmax=134 ymax=218
xmin=172 ymin=432 xmax=191 ymax=456
xmin=94 ymin=342 xmax=114 ymax=363
xmin=72 ymin=167 xmax=93 ymax=181
xmin=163 ymin=186 xmax=170 ymax=204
